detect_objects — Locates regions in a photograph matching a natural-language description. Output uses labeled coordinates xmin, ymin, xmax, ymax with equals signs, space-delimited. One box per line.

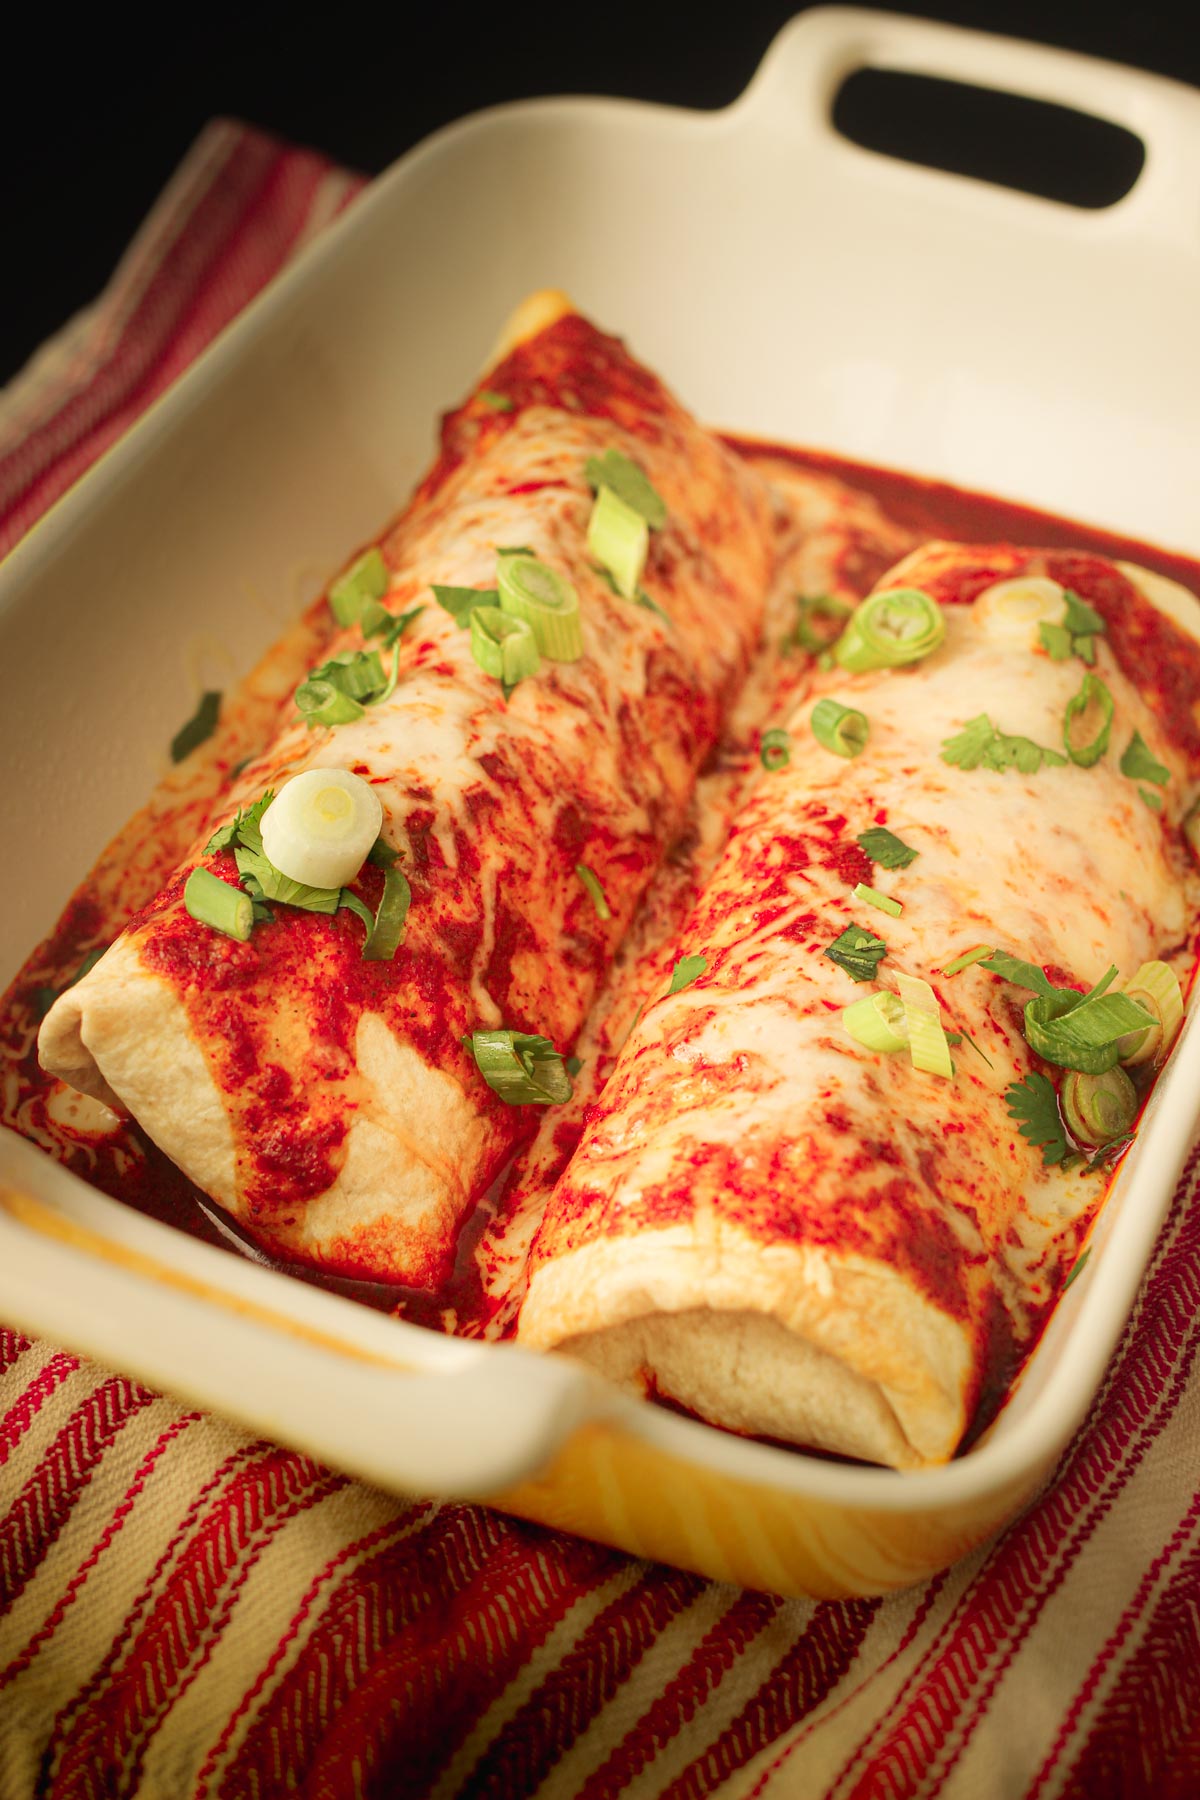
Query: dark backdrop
xmin=2 ymin=0 xmax=1196 ymax=383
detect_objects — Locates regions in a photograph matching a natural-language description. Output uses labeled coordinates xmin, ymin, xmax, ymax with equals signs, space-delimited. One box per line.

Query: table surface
xmin=2 ymin=0 xmax=1198 ymax=388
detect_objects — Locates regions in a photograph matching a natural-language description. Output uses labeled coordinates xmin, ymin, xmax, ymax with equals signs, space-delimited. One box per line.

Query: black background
xmin=2 ymin=1 xmax=1197 ymax=384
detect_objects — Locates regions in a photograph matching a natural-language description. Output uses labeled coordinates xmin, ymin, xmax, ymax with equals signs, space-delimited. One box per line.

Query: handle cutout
xmin=832 ymin=69 xmax=1145 ymax=209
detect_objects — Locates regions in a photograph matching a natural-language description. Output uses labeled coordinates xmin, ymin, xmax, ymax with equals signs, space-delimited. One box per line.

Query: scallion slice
xmin=259 ymin=769 xmax=384 ymax=891
xmin=1063 ymin=672 xmax=1114 ymax=768
xmin=789 ymin=594 xmax=852 ymax=657
xmin=895 ymin=972 xmax=954 ymax=1079
xmin=1120 ymin=730 xmax=1169 ymax=789
xmin=587 ymin=484 xmax=648 ymax=599
xmin=479 ymin=389 xmax=515 ymax=412
xmin=833 ymin=589 xmax=946 ymax=673
xmin=575 ymin=863 xmax=612 ymax=921
xmin=432 ymin=584 xmax=498 ymax=627
xmin=669 ymin=954 xmax=708 ymax=995
xmin=760 ymin=729 xmax=791 ymax=771
xmin=1117 ymin=961 xmax=1183 ymax=1067
xmin=364 ymin=866 xmax=411 ymax=960
xmin=184 ymin=867 xmax=253 ymax=942
xmin=1061 ymin=1067 xmax=1138 ymax=1146
xmin=1023 ymin=980 xmax=1156 ymax=1075
xmin=329 ymin=548 xmax=388 ymax=629
xmin=584 ymin=451 xmax=667 ymax=529
xmin=464 ymin=1030 xmax=573 ymax=1105
xmin=295 ymin=680 xmax=366 ymax=728
xmin=811 ymin=698 xmax=869 ymax=758
xmin=843 ymin=990 xmax=908 ymax=1054
xmin=171 ymin=690 xmax=222 ymax=763
xmin=853 ymin=882 xmax=902 ymax=918
xmin=469 ymin=606 xmax=540 ymax=693
xmin=497 ymin=555 xmax=582 ymax=661
xmin=943 ymin=945 xmax=993 ymax=977
xmin=974 ymin=576 xmax=1065 ymax=646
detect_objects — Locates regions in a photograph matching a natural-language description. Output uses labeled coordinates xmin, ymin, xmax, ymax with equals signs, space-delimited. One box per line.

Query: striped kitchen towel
xmin=2 ymin=120 xmax=1199 ymax=1800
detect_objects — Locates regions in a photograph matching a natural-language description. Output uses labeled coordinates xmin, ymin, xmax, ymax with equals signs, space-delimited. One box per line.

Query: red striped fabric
xmin=2 ymin=119 xmax=1200 ymax=1800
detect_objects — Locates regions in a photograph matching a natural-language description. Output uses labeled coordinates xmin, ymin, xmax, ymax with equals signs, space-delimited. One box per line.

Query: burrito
xmin=518 ymin=544 xmax=1200 ymax=1467
xmin=39 ymin=293 xmax=778 ymax=1286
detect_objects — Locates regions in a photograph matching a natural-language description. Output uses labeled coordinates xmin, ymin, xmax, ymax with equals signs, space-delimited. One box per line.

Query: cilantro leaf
xmin=1039 ymin=591 xmax=1106 ymax=666
xmin=668 ymin=954 xmax=708 ymax=995
xmin=234 ymin=845 xmax=341 ymax=914
xmin=941 ymin=713 xmax=1067 ymax=774
xmin=856 ymin=827 xmax=918 ymax=870
xmin=1120 ymin=730 xmax=1169 ymax=788
xmin=1062 ymin=591 xmax=1106 ymax=637
xmin=204 ymin=791 xmax=274 ymax=858
xmin=479 ymin=390 xmax=515 ymax=412
xmin=824 ymin=923 xmax=888 ymax=984
xmin=1038 ymin=621 xmax=1073 ymax=662
xmin=1005 ymin=1072 xmax=1071 ymax=1166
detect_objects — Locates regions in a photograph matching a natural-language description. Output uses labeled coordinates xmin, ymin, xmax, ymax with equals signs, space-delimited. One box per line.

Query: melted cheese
xmin=517 ymin=543 xmax=1200 ymax=1467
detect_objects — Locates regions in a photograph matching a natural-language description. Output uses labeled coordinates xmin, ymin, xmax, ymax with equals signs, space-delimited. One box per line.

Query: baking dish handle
xmin=743 ymin=5 xmax=1200 ymax=239
xmin=0 ymin=1146 xmax=598 ymax=1502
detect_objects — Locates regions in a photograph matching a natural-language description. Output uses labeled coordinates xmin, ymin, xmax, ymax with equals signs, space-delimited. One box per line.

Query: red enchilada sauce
xmin=4 ymin=443 xmax=1200 ymax=1450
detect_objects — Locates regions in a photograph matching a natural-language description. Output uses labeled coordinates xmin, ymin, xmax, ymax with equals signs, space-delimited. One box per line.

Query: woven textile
xmin=2 ymin=120 xmax=1199 ymax=1800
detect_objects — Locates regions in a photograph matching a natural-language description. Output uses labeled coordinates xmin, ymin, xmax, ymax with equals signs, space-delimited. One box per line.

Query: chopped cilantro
xmin=1005 ymin=1072 xmax=1071 ymax=1166
xmin=941 ymin=713 xmax=1067 ymax=775
xmin=856 ymin=827 xmax=918 ymax=870
xmin=823 ymin=923 xmax=888 ymax=984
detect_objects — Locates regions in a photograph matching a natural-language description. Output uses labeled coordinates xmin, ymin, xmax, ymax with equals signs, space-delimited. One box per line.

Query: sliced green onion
xmin=811 ymin=698 xmax=869 ymax=758
xmin=295 ymin=680 xmax=365 ymax=728
xmin=1024 ymin=981 xmax=1156 ymax=1075
xmin=497 ymin=555 xmax=582 ymax=661
xmin=1061 ymin=1067 xmax=1138 ymax=1146
xmin=789 ymin=594 xmax=852 ymax=656
xmin=469 ymin=606 xmax=540 ymax=692
xmin=259 ymin=769 xmax=383 ymax=890
xmin=1139 ymin=787 xmax=1164 ymax=813
xmin=895 ymin=972 xmax=954 ymax=1079
xmin=171 ymin=690 xmax=222 ymax=763
xmin=185 ymin=867 xmax=253 ymax=942
xmin=329 ymin=548 xmax=388 ymax=629
xmin=584 ymin=450 xmax=667 ymax=529
xmin=843 ymin=990 xmax=908 ymax=1054
xmin=432 ymin=584 xmax=498 ymax=627
xmin=364 ymin=866 xmax=411 ymax=960
xmin=1118 ymin=961 xmax=1183 ymax=1067
xmin=1063 ymin=673 xmax=1114 ymax=768
xmin=1120 ymin=730 xmax=1169 ymax=788
xmin=338 ymin=890 xmax=375 ymax=933
xmin=975 ymin=576 xmax=1065 ymax=645
xmin=636 ymin=590 xmax=672 ymax=627
xmin=668 ymin=954 xmax=708 ymax=995
xmin=1062 ymin=1247 xmax=1091 ymax=1290
xmin=856 ymin=827 xmax=917 ymax=870
xmin=575 ymin=863 xmax=612 ymax=921
xmin=853 ymin=882 xmax=902 ymax=918
xmin=1183 ymin=800 xmax=1200 ymax=864
xmin=833 ymin=589 xmax=946 ymax=673
xmin=479 ymin=389 xmax=515 ymax=412
xmin=943 ymin=945 xmax=993 ymax=977
xmin=587 ymin=484 xmax=648 ymax=599
xmin=760 ymin=729 xmax=791 ymax=772
xmin=463 ymin=1030 xmax=573 ymax=1105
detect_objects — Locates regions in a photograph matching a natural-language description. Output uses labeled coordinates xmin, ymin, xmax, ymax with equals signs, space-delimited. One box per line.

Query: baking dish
xmin=2 ymin=6 xmax=1199 ymax=1599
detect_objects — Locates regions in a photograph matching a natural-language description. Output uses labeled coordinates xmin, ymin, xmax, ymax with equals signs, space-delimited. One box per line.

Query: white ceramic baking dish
xmin=2 ymin=7 xmax=1199 ymax=1599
